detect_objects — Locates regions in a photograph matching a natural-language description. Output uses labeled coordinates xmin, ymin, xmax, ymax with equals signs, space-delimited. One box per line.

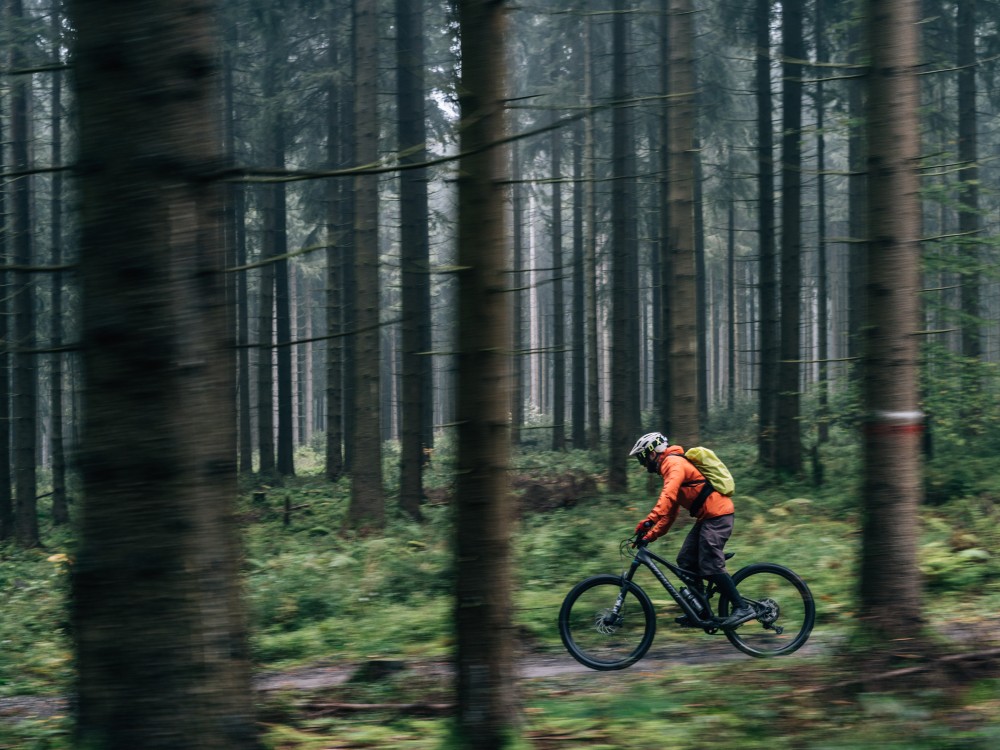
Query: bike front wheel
xmin=718 ymin=563 xmax=815 ymax=657
xmin=559 ymin=574 xmax=656 ymax=670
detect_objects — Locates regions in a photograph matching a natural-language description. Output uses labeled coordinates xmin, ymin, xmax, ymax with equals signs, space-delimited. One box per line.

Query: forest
xmin=1 ymin=0 xmax=999 ymax=747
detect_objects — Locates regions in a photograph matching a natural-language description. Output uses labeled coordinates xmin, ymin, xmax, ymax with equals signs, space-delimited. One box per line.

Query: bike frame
xmin=621 ymin=544 xmax=724 ymax=629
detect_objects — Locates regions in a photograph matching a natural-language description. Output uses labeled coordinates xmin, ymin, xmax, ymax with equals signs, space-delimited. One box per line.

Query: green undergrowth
xmin=1 ymin=435 xmax=998 ymax=748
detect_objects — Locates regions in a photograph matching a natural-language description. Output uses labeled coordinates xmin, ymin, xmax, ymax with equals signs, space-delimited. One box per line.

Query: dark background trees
xmin=2 ymin=0 xmax=1000 ymax=742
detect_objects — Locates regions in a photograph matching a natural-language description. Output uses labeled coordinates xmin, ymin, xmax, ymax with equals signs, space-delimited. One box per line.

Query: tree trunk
xmin=268 ymin=16 xmax=295 ymax=478
xmin=453 ymin=0 xmax=520 ymax=745
xmin=859 ymin=0 xmax=925 ymax=645
xmin=0 ymin=0 xmax=11 ymax=541
xmin=776 ymin=0 xmax=804 ymax=474
xmin=608 ymin=0 xmax=632 ymax=490
xmin=11 ymin=0 xmax=39 ymax=548
xmin=583 ymin=12 xmax=601 ymax=451
xmin=666 ymin=0 xmax=699 ymax=446
xmin=223 ymin=16 xmax=254 ymax=475
xmin=511 ymin=142 xmax=525 ymax=447
xmin=815 ymin=0 xmax=830 ymax=444
xmin=694 ymin=139 xmax=708 ymax=426
xmin=325 ymin=8 xmax=347 ymax=482
xmin=397 ymin=0 xmax=431 ymax=520
xmin=348 ymin=0 xmax=385 ymax=528
xmin=69 ymin=0 xmax=258 ymax=744
xmin=756 ymin=0 xmax=778 ymax=466
xmin=957 ymin=0 xmax=980 ymax=415
xmin=847 ymin=4 xmax=867 ymax=373
xmin=550 ymin=66 xmax=566 ymax=452
xmin=50 ymin=6 xmax=70 ymax=525
xmin=657 ymin=0 xmax=672 ymax=433
xmin=726 ymin=152 xmax=736 ymax=412
xmin=571 ymin=124 xmax=586 ymax=449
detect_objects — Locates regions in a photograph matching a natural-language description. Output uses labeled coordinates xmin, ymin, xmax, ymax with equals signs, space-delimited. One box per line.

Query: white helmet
xmin=629 ymin=432 xmax=668 ymax=470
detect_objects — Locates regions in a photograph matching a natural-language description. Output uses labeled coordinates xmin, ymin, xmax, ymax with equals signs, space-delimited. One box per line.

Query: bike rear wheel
xmin=718 ymin=563 xmax=815 ymax=657
xmin=559 ymin=574 xmax=656 ymax=670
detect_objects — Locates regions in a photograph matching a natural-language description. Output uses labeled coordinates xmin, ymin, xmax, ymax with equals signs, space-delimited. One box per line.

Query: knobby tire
xmin=717 ymin=562 xmax=815 ymax=657
xmin=558 ymin=574 xmax=656 ymax=671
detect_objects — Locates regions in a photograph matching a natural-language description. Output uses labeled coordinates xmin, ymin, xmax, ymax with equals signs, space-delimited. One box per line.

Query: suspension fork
xmin=608 ymin=555 xmax=645 ymax=617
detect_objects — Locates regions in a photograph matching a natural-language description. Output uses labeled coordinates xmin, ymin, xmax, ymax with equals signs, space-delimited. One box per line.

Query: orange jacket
xmin=643 ymin=445 xmax=734 ymax=541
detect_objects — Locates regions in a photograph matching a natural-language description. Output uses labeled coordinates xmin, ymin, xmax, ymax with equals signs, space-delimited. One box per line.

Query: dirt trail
xmin=1 ymin=637 xmax=827 ymax=722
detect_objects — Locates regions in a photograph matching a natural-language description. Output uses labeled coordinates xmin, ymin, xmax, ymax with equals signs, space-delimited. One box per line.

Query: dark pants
xmin=676 ymin=514 xmax=734 ymax=579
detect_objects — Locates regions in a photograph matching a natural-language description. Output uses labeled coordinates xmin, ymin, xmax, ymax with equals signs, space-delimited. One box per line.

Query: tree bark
xmin=815 ymin=0 xmax=830 ymax=444
xmin=550 ymin=61 xmax=566 ymax=452
xmin=957 ymin=0 xmax=980 ymax=397
xmin=511 ymin=142 xmax=525 ymax=447
xmin=859 ymin=0 xmax=925 ymax=643
xmin=608 ymin=0 xmax=632 ymax=490
xmin=325 ymin=6 xmax=349 ymax=482
xmin=571 ymin=125 xmax=586 ymax=449
xmin=453 ymin=0 xmax=520 ymax=745
xmin=0 ymin=0 xmax=12 ymax=541
xmin=397 ymin=0 xmax=431 ymax=520
xmin=50 ymin=6 xmax=70 ymax=525
xmin=348 ymin=0 xmax=385 ymax=527
xmin=756 ymin=0 xmax=778 ymax=466
xmin=69 ymin=0 xmax=257 ymax=744
xmin=776 ymin=0 xmax=804 ymax=474
xmin=666 ymin=0 xmax=699 ymax=446
xmin=10 ymin=0 xmax=40 ymax=548
xmin=583 ymin=12 xmax=601 ymax=451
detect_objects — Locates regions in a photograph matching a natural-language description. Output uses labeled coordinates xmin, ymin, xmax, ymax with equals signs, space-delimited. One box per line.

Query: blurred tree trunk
xmin=69 ymin=0 xmax=258 ymax=745
xmin=776 ymin=0 xmax=804 ymax=474
xmin=609 ymin=0 xmax=632 ymax=491
xmin=0 ymin=0 xmax=11 ymax=541
xmin=348 ymin=0 xmax=384 ymax=528
xmin=453 ymin=0 xmax=520 ymax=744
xmin=666 ymin=0 xmax=699 ymax=446
xmin=50 ymin=6 xmax=70 ymax=525
xmin=11 ymin=0 xmax=39 ymax=548
xmin=859 ymin=0 xmax=925 ymax=645
xmin=397 ymin=0 xmax=430 ymax=519
xmin=756 ymin=0 xmax=778 ymax=467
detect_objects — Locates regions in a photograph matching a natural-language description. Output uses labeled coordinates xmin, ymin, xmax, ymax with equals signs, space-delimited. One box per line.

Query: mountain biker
xmin=629 ymin=431 xmax=754 ymax=628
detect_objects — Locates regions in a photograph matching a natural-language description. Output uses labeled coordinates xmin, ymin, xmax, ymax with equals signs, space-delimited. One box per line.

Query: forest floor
xmin=0 ymin=633 xmax=826 ymax=722
xmin=2 ymin=626 xmax=999 ymax=750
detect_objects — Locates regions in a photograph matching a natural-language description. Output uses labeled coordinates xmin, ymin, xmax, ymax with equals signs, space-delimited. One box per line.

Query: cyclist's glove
xmin=634 ymin=519 xmax=654 ymax=545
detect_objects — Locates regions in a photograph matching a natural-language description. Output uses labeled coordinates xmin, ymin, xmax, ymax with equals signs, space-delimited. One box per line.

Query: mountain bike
xmin=558 ymin=533 xmax=815 ymax=670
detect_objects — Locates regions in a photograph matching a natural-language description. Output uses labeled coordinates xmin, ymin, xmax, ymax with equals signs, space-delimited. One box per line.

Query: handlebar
xmin=630 ymin=520 xmax=654 ymax=548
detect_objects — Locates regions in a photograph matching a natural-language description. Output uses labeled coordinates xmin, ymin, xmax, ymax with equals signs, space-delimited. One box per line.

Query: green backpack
xmin=683 ymin=446 xmax=736 ymax=497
